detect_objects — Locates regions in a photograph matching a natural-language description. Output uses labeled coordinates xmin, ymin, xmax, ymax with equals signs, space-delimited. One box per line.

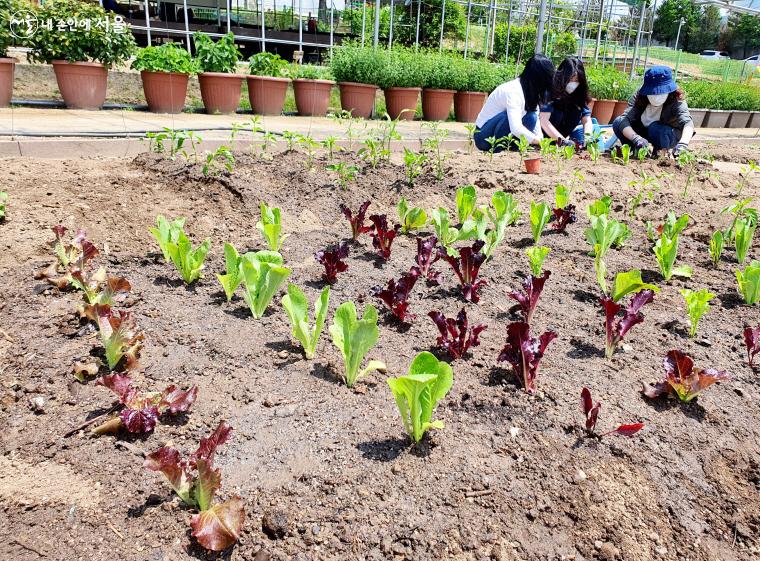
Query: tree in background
xmin=723 ymin=14 xmax=760 ymax=58
xmin=652 ymin=0 xmax=701 ymax=51
xmin=392 ymin=0 xmax=466 ymax=46
xmin=689 ymin=5 xmax=721 ymax=54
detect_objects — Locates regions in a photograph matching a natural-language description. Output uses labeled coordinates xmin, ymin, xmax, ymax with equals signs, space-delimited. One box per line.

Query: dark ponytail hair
xmin=519 ymin=54 xmax=556 ymax=112
xmin=552 ymin=56 xmax=591 ymax=106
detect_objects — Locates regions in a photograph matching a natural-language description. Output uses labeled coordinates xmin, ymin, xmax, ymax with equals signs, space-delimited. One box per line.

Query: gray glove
xmin=672 ymin=142 xmax=688 ymax=157
xmin=631 ymin=134 xmax=650 ymax=151
xmin=559 ymin=137 xmax=575 ymax=148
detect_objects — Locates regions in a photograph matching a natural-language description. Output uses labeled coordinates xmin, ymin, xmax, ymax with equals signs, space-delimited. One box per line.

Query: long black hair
xmin=552 ymin=56 xmax=591 ymax=107
xmin=519 ymin=54 xmax=556 ymax=112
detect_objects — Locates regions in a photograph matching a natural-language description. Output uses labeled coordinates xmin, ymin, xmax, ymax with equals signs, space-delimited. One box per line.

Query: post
xmin=674 ymin=49 xmax=681 ymax=78
xmin=183 ymin=0 xmax=191 ymax=51
xmin=329 ymin=0 xmax=334 ymax=55
xmin=673 ymin=17 xmax=684 ymax=52
xmin=227 ymin=0 xmax=231 ymax=33
xmin=261 ymin=0 xmax=266 ymax=49
xmin=143 ymin=0 xmax=152 ymax=44
xmin=544 ymin=0 xmax=555 ymax=54
xmin=361 ymin=0 xmax=367 ymax=46
xmin=629 ymin=1 xmax=646 ymax=79
xmin=535 ymin=0 xmax=549 ymax=55
xmin=298 ymin=0 xmax=303 ymax=50
xmin=593 ymin=0 xmax=604 ymax=63
xmin=438 ymin=0 xmax=446 ymax=52
xmin=464 ymin=0 xmax=472 ymax=58
xmin=373 ymin=0 xmax=381 ymax=47
xmin=483 ymin=0 xmax=494 ymax=55
xmin=388 ymin=0 xmax=395 ymax=47
xmin=504 ymin=0 xmax=512 ymax=61
xmin=579 ymin=0 xmax=591 ymax=60
xmin=489 ymin=0 xmax=499 ymax=56
xmin=415 ymin=0 xmax=422 ymax=49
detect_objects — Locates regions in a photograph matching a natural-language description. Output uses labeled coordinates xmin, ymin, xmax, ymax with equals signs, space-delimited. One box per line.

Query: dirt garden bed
xmin=0 ymin=141 xmax=759 ymax=561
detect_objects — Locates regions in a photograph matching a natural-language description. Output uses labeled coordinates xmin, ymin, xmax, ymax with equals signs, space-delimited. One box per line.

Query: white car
xmin=744 ymin=54 xmax=760 ymax=68
xmin=700 ymin=50 xmax=730 ymax=59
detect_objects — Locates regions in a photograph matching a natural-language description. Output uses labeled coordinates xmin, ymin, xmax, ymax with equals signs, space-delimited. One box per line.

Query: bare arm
xmin=540 ymin=111 xmax=564 ymax=141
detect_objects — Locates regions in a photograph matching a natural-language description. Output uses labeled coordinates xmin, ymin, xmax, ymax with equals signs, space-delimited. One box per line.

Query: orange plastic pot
xmin=591 ymin=99 xmax=617 ymax=125
xmin=247 ymin=75 xmax=290 ymax=115
xmin=384 ymin=87 xmax=420 ymax=120
xmin=140 ymin=71 xmax=189 ymax=114
xmin=454 ymin=91 xmax=487 ymax=123
xmin=611 ymin=100 xmax=628 ymax=120
xmin=0 ymin=58 xmax=14 ymax=107
xmin=422 ymin=88 xmax=455 ymax=121
xmin=198 ymin=72 xmax=244 ymax=114
xmin=524 ymin=157 xmax=541 ymax=174
xmin=52 ymin=60 xmax=108 ymax=110
xmin=293 ymin=78 xmax=334 ymax=116
xmin=338 ymin=81 xmax=377 ymax=119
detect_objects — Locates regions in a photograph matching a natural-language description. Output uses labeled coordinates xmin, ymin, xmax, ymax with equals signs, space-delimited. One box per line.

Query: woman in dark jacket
xmin=612 ymin=66 xmax=694 ymax=156
xmin=539 ymin=57 xmax=597 ymax=148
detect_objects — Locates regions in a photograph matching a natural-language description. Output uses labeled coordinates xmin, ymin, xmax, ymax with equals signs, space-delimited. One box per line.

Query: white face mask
xmin=647 ymin=93 xmax=669 ymax=106
xmin=565 ymin=81 xmax=579 ymax=94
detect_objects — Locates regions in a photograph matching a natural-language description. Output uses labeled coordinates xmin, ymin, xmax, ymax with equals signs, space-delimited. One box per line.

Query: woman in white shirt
xmin=473 ymin=54 xmax=556 ymax=153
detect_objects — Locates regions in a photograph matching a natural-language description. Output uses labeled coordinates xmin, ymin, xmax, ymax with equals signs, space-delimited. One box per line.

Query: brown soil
xmin=1 ymin=142 xmax=759 ymax=561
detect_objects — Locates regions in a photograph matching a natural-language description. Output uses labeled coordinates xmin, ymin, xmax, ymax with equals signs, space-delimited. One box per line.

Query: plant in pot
xmin=0 ymin=0 xmax=26 ymax=107
xmin=611 ymin=78 xmax=636 ymax=121
xmin=291 ymin=64 xmax=335 ymax=117
xmin=586 ymin=66 xmax=622 ymax=125
xmin=451 ymin=59 xmax=497 ymax=123
xmin=329 ymin=42 xmax=382 ymax=119
xmin=193 ymin=32 xmax=244 ymax=115
xmin=379 ymin=48 xmax=426 ymax=121
xmin=28 ymin=0 xmax=136 ymax=110
xmin=421 ymin=52 xmax=456 ymax=121
xmin=247 ymin=52 xmax=291 ymax=115
xmin=133 ymin=43 xmax=197 ymax=114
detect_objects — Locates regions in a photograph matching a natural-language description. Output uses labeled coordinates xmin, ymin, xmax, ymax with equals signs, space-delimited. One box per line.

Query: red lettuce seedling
xmin=340 ymin=201 xmax=371 ymax=241
xmin=581 ymin=387 xmax=644 ymax=437
xmin=36 ymin=225 xmax=100 ymax=288
xmin=550 ymin=204 xmax=577 ymax=233
xmin=744 ymin=325 xmax=759 ymax=366
xmin=428 ymin=308 xmax=487 ymax=360
xmin=439 ymin=240 xmax=488 ymax=303
xmin=145 ymin=421 xmax=245 ymax=552
xmin=372 ymin=267 xmax=420 ymax=322
xmin=600 ymin=289 xmax=655 ymax=359
xmin=369 ymin=214 xmax=401 ymax=260
xmin=643 ymin=350 xmax=729 ymax=402
xmin=92 ymin=304 xmax=144 ymax=371
xmin=314 ymin=241 xmax=349 ymax=284
xmin=93 ymin=373 xmax=198 ymax=434
xmin=498 ymin=321 xmax=557 ymax=393
xmin=508 ymin=271 xmax=550 ymax=323
xmin=415 ymin=235 xmax=441 ymax=284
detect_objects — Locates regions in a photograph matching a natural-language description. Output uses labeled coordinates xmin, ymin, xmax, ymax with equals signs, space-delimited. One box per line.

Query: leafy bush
xmin=586 ymin=65 xmax=639 ymax=101
xmin=290 ymin=63 xmax=333 ymax=80
xmin=133 ymin=43 xmax=198 ymax=74
xmin=193 ymin=32 xmax=241 ymax=74
xmin=377 ymin=47 xmax=427 ymax=89
xmin=421 ymin=51 xmax=458 ymax=90
xmin=29 ymin=0 xmax=136 ymax=66
xmin=248 ymin=52 xmax=289 ymax=77
xmin=329 ymin=42 xmax=384 ymax=85
xmin=450 ymin=58 xmax=504 ymax=93
xmin=681 ymin=80 xmax=760 ymax=111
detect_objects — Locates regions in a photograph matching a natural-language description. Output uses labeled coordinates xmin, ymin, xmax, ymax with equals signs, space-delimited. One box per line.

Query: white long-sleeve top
xmin=475 ymin=78 xmax=542 ymax=143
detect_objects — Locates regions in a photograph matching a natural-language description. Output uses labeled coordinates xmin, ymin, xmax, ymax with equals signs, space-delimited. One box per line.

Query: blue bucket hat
xmin=640 ymin=66 xmax=677 ymax=96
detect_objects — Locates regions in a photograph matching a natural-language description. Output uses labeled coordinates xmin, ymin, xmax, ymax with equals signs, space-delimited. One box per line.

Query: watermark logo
xmin=9 ymin=9 xmax=38 ymax=39
xmin=8 ymin=12 xmax=127 ymax=38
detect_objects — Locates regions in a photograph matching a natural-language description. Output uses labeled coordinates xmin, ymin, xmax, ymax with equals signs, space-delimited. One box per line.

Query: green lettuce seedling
xmin=654 ymin=234 xmax=692 ymax=281
xmin=530 ymin=201 xmax=551 ymax=244
xmin=216 ymin=243 xmax=244 ymax=301
xmin=240 ymin=251 xmax=291 ymax=318
xmin=680 ymin=288 xmax=715 ymax=338
xmin=611 ymin=270 xmax=659 ymax=302
xmin=387 ymin=351 xmax=453 ymax=444
xmin=149 ymin=215 xmax=187 ymax=262
xmin=736 ymin=260 xmax=760 ymax=305
xmin=555 ymin=184 xmax=571 ymax=210
xmin=282 ymin=284 xmax=330 ymax=359
xmin=159 ymin=224 xmax=211 ymax=285
xmin=661 ymin=212 xmax=689 ymax=238
xmin=329 ymin=301 xmax=385 ymax=387
xmin=397 ymin=197 xmax=428 ymax=234
xmin=587 ymin=196 xmax=612 ymax=218
xmin=430 ymin=208 xmax=461 ymax=253
xmin=256 ymin=202 xmax=289 ymax=251
xmin=734 ymin=217 xmax=756 ymax=264
xmin=526 ymin=246 xmax=550 ymax=276
xmin=456 ymin=185 xmax=477 ymax=224
xmin=488 ymin=191 xmax=521 ymax=227
xmin=0 ymin=191 xmax=7 ymax=220
xmin=709 ymin=231 xmax=724 ymax=268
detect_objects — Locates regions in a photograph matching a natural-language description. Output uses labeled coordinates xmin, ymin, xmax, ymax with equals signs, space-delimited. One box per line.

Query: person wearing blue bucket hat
xmin=612 ymin=66 xmax=694 ymax=157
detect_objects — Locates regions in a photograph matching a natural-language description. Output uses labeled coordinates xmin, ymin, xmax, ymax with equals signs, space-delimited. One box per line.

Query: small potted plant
xmin=421 ymin=52 xmax=456 ymax=121
xmin=587 ymin=68 xmax=619 ymax=125
xmin=451 ymin=59 xmax=497 ymax=123
xmin=0 ymin=0 xmax=19 ymax=107
xmin=329 ymin=43 xmax=381 ymax=119
xmin=291 ymin=64 xmax=335 ymax=117
xmin=133 ymin=43 xmax=197 ymax=114
xmin=247 ymin=52 xmax=291 ymax=115
xmin=28 ymin=0 xmax=136 ymax=110
xmin=194 ymin=32 xmax=244 ymax=114
xmin=379 ymin=48 xmax=425 ymax=120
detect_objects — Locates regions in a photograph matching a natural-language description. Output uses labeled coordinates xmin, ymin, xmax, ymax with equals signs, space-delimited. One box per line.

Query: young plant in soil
xmin=216 ymin=243 xmax=244 ymax=301
xmin=281 ymin=284 xmax=330 ymax=360
xmin=736 ymin=161 xmax=759 ymax=195
xmin=372 ymin=267 xmax=421 ymax=323
xmin=497 ymin=321 xmax=557 ymax=394
xmin=340 ymin=201 xmax=371 ymax=241
xmin=585 ymin=214 xmax=628 ymax=294
xmin=422 ymin=122 xmax=449 ymax=180
xmin=93 ymin=373 xmax=198 ymax=435
xmin=321 ymin=136 xmax=343 ymax=162
xmin=508 ymin=271 xmax=551 ymax=323
xmin=676 ymin=149 xmax=698 ymax=197
xmin=314 ymin=241 xmax=349 ymax=284
xmin=600 ymin=284 xmax=656 ymax=360
xmin=680 ymin=288 xmax=715 ymax=338
xmin=488 ymin=191 xmax=521 ymax=228
xmin=464 ymin=123 xmax=476 ymax=154
xmin=77 ymin=275 xmax=132 ymax=320
xmin=37 ymin=225 xmax=99 ymax=289
xmin=0 ymin=191 xmax=7 ymax=220
xmin=709 ymin=231 xmax=724 ymax=268
xmin=744 ymin=325 xmax=760 ymax=366
xmin=358 ymin=136 xmax=387 ymax=168
xmin=150 ymin=215 xmax=186 ymax=261
xmin=326 ymin=162 xmax=359 ymax=190
xmin=202 ymin=145 xmax=234 ymax=177
xmin=653 ymin=217 xmax=692 ymax=281
xmin=415 ymin=236 xmax=441 ymax=284
xmin=430 ymin=208 xmax=460 ymax=252
xmin=515 ymin=136 xmax=531 ymax=166
xmin=456 ymin=185 xmax=477 ymax=224
xmin=736 ymin=260 xmax=760 ymax=305
xmin=580 ymin=387 xmax=644 ymax=438
xmin=525 ymin=246 xmax=550 ymax=277
xmin=144 ymin=421 xmax=245 ymax=552
xmin=256 ymin=202 xmax=290 ymax=251
xmin=721 ymin=198 xmax=758 ymax=243
xmin=643 ymin=350 xmax=729 ymax=402
xmin=240 ymin=251 xmax=290 ymax=319
xmin=734 ymin=217 xmax=756 ymax=264
xmin=387 ymin=351 xmax=453 ymax=444
xmin=397 ymin=197 xmax=427 ymax=234
xmin=329 ymin=301 xmax=385 ymax=387
xmin=550 ymin=204 xmax=576 ymax=233
xmin=403 ymin=148 xmax=427 ymax=187
xmin=298 ymin=134 xmax=320 ymax=169
xmin=439 ymin=240 xmax=488 ymax=303
xmin=529 ymin=201 xmax=551 ymax=244
xmin=485 ymin=136 xmax=506 ymax=162
xmin=369 ymin=214 xmax=401 ymax=261
xmin=149 ymin=216 xmax=211 ymax=284
xmin=428 ymin=308 xmax=487 ymax=360
xmin=92 ymin=304 xmax=144 ymax=371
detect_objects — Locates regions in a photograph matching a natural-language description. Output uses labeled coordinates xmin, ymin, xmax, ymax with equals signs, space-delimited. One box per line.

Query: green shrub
xmin=290 ymin=63 xmax=333 ymax=80
xmin=0 ymin=0 xmax=14 ymax=56
xmin=586 ymin=65 xmax=640 ymax=101
xmin=377 ymin=47 xmax=427 ymax=89
xmin=421 ymin=51 xmax=458 ymax=90
xmin=329 ymin=42 xmax=385 ymax=85
xmin=248 ymin=52 xmax=289 ymax=77
xmin=28 ymin=0 xmax=136 ymax=66
xmin=193 ymin=32 xmax=241 ymax=74
xmin=681 ymin=80 xmax=760 ymax=111
xmin=450 ymin=58 xmax=503 ymax=93
xmin=132 ymin=43 xmax=198 ymax=74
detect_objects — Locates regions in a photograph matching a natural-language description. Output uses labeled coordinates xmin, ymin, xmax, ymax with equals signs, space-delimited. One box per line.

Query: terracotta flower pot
xmin=52 ymin=60 xmax=108 ymax=110
xmin=0 ymin=58 xmax=15 ymax=107
xmin=524 ymin=157 xmax=541 ymax=174
xmin=422 ymin=88 xmax=455 ymax=121
xmin=454 ymin=91 xmax=487 ymax=123
xmin=198 ymin=72 xmax=244 ymax=114
xmin=588 ymin=98 xmax=596 ymax=113
xmin=384 ymin=87 xmax=420 ymax=121
xmin=140 ymin=71 xmax=189 ymax=114
xmin=247 ymin=75 xmax=290 ymax=115
xmin=591 ymin=99 xmax=617 ymax=125
xmin=611 ymin=100 xmax=628 ymax=120
xmin=338 ymin=81 xmax=377 ymax=119
xmin=293 ymin=78 xmax=334 ymax=117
